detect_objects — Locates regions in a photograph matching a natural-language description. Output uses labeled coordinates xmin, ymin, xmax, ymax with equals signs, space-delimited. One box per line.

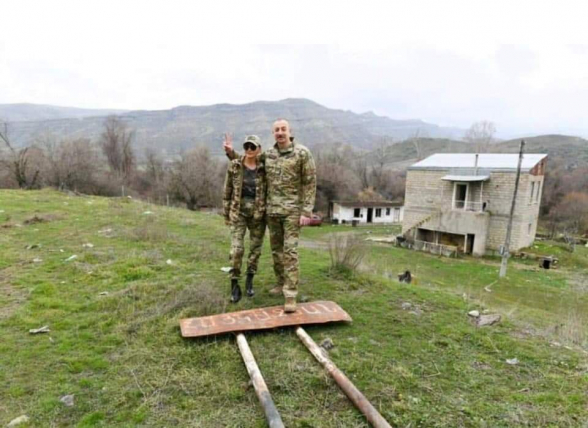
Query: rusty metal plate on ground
xmin=180 ymin=300 xmax=352 ymax=338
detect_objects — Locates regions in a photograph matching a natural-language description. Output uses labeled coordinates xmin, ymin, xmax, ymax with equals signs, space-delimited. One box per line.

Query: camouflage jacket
xmin=227 ymin=139 xmax=316 ymax=217
xmin=223 ymin=156 xmax=267 ymax=223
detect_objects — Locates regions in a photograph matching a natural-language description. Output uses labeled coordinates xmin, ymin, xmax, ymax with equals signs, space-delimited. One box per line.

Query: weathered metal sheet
xmin=410 ymin=153 xmax=547 ymax=171
xmin=180 ymin=300 xmax=352 ymax=338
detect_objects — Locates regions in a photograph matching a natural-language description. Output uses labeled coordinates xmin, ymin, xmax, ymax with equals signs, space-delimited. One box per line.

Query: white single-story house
xmin=330 ymin=200 xmax=404 ymax=224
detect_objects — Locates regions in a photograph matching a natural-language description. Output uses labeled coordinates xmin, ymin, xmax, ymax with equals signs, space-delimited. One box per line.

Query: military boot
xmin=284 ymin=297 xmax=297 ymax=313
xmin=268 ymin=286 xmax=283 ymax=296
xmin=230 ymin=278 xmax=242 ymax=303
xmin=245 ymin=273 xmax=255 ymax=297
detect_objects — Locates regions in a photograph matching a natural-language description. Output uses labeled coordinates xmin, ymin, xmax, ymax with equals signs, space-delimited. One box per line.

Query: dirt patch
xmin=299 ymin=239 xmax=328 ymax=250
xmin=23 ymin=215 xmax=48 ymax=225
xmin=0 ymin=280 xmax=28 ymax=320
xmin=510 ymin=328 xmax=535 ymax=340
xmin=23 ymin=214 xmax=60 ymax=225
xmin=566 ymin=272 xmax=588 ymax=293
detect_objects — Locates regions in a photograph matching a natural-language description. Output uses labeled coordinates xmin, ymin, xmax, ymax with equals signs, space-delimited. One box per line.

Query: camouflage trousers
xmin=230 ymin=199 xmax=266 ymax=280
xmin=267 ymin=213 xmax=301 ymax=299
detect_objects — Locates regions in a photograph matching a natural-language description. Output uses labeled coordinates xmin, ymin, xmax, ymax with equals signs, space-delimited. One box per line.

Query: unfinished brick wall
xmin=484 ymin=172 xmax=544 ymax=251
xmin=402 ymin=170 xmax=450 ymax=235
xmin=403 ymin=168 xmax=545 ymax=253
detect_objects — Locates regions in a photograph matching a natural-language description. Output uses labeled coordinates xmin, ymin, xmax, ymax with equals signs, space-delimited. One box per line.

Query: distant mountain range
xmin=2 ymin=100 xmax=586 ymax=170
xmin=0 ymin=99 xmax=464 ymax=154
xmin=0 ymin=103 xmax=127 ymax=122
xmin=382 ymin=134 xmax=588 ymax=170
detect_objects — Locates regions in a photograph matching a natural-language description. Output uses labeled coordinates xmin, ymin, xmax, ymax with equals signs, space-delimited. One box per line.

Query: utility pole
xmin=499 ymin=140 xmax=525 ymax=278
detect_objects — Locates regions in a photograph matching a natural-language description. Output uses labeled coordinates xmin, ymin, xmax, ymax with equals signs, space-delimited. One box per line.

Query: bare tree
xmin=378 ymin=169 xmax=406 ymax=201
xmin=99 ymin=116 xmax=135 ymax=181
xmin=408 ymin=128 xmax=428 ymax=161
xmin=138 ymin=148 xmax=170 ymax=203
xmin=464 ymin=121 xmax=497 ymax=153
xmin=314 ymin=143 xmax=362 ymax=212
xmin=353 ymin=155 xmax=370 ymax=189
xmin=0 ymin=121 xmax=42 ymax=189
xmin=549 ymin=192 xmax=588 ymax=251
xmin=41 ymin=135 xmax=99 ymax=192
xmin=370 ymin=139 xmax=393 ymax=188
xmin=345 ymin=139 xmax=406 ymax=202
xmin=169 ymin=146 xmax=222 ymax=210
xmin=357 ymin=187 xmax=385 ymax=201
xmin=144 ymin=148 xmax=166 ymax=184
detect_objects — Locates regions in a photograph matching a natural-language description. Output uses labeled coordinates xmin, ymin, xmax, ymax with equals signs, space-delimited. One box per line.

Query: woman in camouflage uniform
xmin=223 ymin=135 xmax=267 ymax=303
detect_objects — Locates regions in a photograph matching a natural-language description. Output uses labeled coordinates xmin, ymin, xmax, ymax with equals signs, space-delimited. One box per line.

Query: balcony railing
xmin=453 ymin=200 xmax=487 ymax=212
xmin=413 ymin=240 xmax=458 ymax=257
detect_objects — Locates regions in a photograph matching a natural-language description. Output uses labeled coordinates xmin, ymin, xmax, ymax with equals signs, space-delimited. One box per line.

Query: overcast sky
xmin=1 ymin=0 xmax=588 ymax=137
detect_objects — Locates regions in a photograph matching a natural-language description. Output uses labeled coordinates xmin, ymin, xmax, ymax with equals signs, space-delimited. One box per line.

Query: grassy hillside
xmin=383 ymin=138 xmax=474 ymax=169
xmin=497 ymin=135 xmax=588 ymax=167
xmin=1 ymin=190 xmax=587 ymax=427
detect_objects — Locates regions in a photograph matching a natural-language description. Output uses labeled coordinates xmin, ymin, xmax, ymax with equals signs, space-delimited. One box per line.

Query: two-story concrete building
xmin=401 ymin=153 xmax=547 ymax=256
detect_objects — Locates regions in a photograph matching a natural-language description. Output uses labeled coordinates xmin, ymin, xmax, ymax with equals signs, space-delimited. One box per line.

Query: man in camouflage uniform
xmin=224 ymin=120 xmax=316 ymax=312
xmin=223 ymin=135 xmax=267 ymax=303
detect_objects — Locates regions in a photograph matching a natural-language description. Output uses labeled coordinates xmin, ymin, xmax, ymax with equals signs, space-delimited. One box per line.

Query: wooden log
xmin=236 ymin=333 xmax=284 ymax=428
xmin=295 ymin=327 xmax=392 ymax=428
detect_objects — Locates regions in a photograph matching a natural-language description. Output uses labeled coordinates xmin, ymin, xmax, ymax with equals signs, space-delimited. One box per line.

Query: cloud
xmin=1 ymin=1 xmax=588 ymax=136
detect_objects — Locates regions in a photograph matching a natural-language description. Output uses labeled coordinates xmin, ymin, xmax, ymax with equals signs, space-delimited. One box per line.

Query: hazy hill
xmin=4 ymin=101 xmax=585 ymax=168
xmin=1 ymin=99 xmax=463 ymax=154
xmin=495 ymin=135 xmax=588 ymax=168
xmin=384 ymin=134 xmax=588 ymax=170
xmin=0 ymin=103 xmax=127 ymax=122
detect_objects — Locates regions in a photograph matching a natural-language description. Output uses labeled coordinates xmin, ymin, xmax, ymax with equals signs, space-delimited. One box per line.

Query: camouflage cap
xmin=243 ymin=135 xmax=261 ymax=148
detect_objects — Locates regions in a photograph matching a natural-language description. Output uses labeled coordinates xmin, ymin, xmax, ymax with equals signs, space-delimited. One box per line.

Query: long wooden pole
xmin=295 ymin=327 xmax=392 ymax=428
xmin=499 ymin=140 xmax=525 ymax=278
xmin=236 ymin=334 xmax=284 ymax=428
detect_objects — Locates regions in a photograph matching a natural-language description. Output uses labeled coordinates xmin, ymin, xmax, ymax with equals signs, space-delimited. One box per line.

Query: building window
xmin=386 ymin=208 xmax=391 ymax=216
xmin=528 ymin=223 xmax=532 ymax=235
xmin=375 ymin=208 xmax=382 ymax=217
xmin=535 ymin=182 xmax=541 ymax=203
xmin=353 ymin=208 xmax=361 ymax=218
xmin=530 ymin=182 xmax=535 ymax=204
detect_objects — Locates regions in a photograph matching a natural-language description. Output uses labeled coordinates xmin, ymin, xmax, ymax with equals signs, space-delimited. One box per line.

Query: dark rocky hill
xmin=1 ymin=99 xmax=463 ymax=154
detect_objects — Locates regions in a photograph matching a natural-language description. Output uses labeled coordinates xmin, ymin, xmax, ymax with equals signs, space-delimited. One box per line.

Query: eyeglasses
xmin=244 ymin=144 xmax=257 ymax=151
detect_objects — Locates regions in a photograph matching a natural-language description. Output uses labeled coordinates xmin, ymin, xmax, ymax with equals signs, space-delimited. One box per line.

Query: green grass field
xmin=1 ymin=190 xmax=587 ymax=427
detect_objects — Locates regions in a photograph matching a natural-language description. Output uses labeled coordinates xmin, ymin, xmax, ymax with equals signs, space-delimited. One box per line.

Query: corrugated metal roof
xmin=410 ymin=153 xmax=547 ymax=171
xmin=441 ymin=175 xmax=490 ymax=182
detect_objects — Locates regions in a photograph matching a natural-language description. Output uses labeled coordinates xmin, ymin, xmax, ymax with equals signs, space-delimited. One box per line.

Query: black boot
xmin=230 ymin=278 xmax=242 ymax=303
xmin=245 ymin=273 xmax=255 ymax=297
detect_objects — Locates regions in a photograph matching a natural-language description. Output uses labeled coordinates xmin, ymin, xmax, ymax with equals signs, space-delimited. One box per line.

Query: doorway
xmin=466 ymin=234 xmax=475 ymax=254
xmin=454 ymin=183 xmax=468 ymax=209
xmin=367 ymin=208 xmax=373 ymax=223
